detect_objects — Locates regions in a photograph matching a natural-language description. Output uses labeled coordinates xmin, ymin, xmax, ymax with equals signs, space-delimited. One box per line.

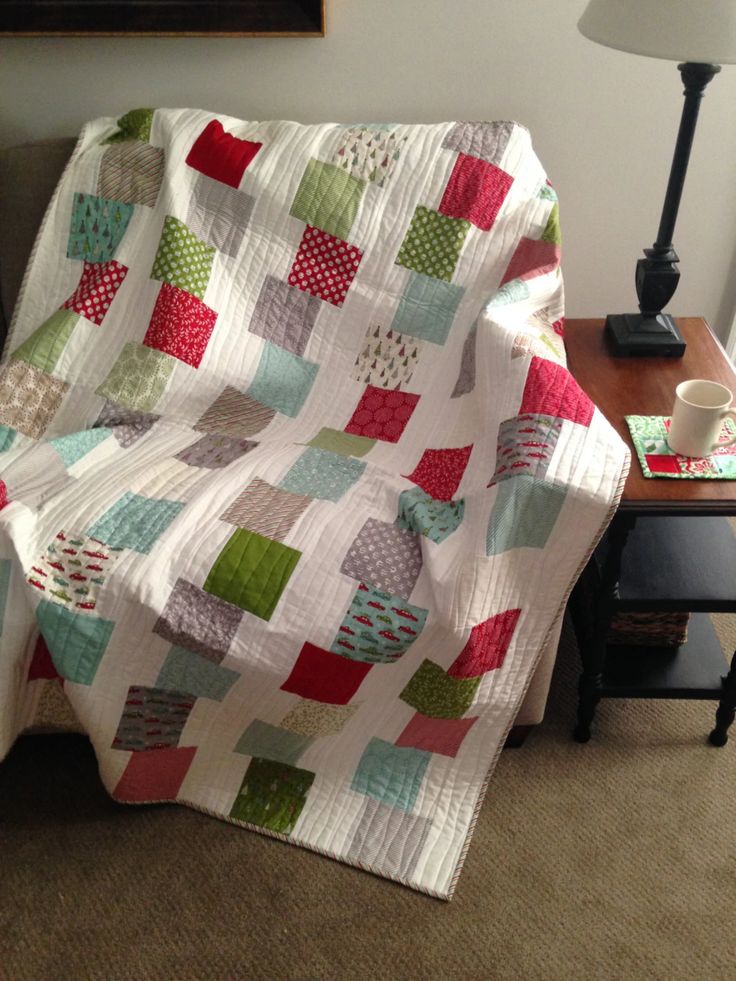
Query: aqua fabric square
xmin=486 ymin=475 xmax=567 ymax=556
xmin=234 ymin=719 xmax=313 ymax=766
xmin=51 ymin=428 xmax=112 ymax=468
xmin=279 ymin=447 xmax=365 ymax=501
xmin=330 ymin=583 xmax=427 ymax=663
xmin=351 ymin=737 xmax=431 ymax=812
xmin=246 ymin=342 xmax=319 ymax=418
xmin=391 ymin=272 xmax=465 ymax=345
xmin=88 ymin=491 xmax=185 ymax=553
xmin=35 ymin=599 xmax=115 ymax=685
xmin=0 ymin=426 xmax=16 ymax=453
xmin=396 ymin=487 xmax=464 ymax=544
xmin=67 ymin=192 xmax=134 ymax=263
xmin=156 ymin=645 xmax=239 ymax=701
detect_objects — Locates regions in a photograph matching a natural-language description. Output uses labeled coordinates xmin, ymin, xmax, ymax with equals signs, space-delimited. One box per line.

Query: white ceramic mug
xmin=667 ymin=379 xmax=736 ymax=457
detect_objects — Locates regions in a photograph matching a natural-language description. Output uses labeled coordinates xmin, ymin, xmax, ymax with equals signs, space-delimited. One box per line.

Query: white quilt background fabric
xmin=0 ymin=110 xmax=628 ymax=897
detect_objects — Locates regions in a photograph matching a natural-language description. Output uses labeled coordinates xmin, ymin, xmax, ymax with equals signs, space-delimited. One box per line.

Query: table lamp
xmin=578 ymin=0 xmax=736 ymax=356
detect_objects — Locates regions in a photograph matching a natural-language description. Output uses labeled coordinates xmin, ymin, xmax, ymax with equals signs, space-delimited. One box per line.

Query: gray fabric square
xmin=346 ymin=797 xmax=431 ymax=881
xmin=175 ymin=432 xmax=257 ymax=469
xmin=490 ymin=414 xmax=562 ymax=485
xmin=451 ymin=325 xmax=477 ymax=398
xmin=442 ymin=121 xmax=514 ymax=166
xmin=248 ymin=275 xmax=320 ymax=356
xmin=186 ymin=173 xmax=254 ymax=258
xmin=112 ymin=685 xmax=195 ymax=752
xmin=194 ymin=387 xmax=275 ymax=438
xmin=95 ymin=400 xmax=160 ymax=447
xmin=340 ymin=517 xmax=423 ymax=600
xmin=153 ymin=577 xmax=243 ymax=663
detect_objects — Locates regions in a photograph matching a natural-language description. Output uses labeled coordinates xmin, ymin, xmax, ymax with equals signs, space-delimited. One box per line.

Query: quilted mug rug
xmin=0 ymin=108 xmax=627 ymax=898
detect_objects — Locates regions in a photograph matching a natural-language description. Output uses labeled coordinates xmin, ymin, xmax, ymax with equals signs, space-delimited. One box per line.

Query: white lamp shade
xmin=578 ymin=0 xmax=736 ymax=64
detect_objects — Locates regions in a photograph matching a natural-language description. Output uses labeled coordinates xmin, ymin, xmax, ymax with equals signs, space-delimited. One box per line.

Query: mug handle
xmin=714 ymin=406 xmax=736 ymax=449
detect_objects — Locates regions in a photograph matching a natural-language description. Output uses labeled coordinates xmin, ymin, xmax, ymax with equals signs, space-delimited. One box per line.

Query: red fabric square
xmin=143 ymin=283 xmax=218 ymax=367
xmin=27 ymin=635 xmax=61 ymax=681
xmin=185 ymin=120 xmax=262 ymax=189
xmin=552 ymin=318 xmax=565 ymax=337
xmin=500 ymin=237 xmax=561 ymax=286
xmin=280 ymin=641 xmax=371 ymax=704
xmin=113 ymin=745 xmax=197 ymax=803
xmin=288 ymin=226 xmax=363 ymax=307
xmin=645 ymin=454 xmax=682 ymax=474
xmin=448 ymin=608 xmax=521 ymax=678
xmin=405 ymin=445 xmax=473 ymax=501
xmin=344 ymin=385 xmax=421 ymax=443
xmin=0 ymin=479 xmax=7 ymax=512
xmin=396 ymin=712 xmax=479 ymax=757
xmin=439 ymin=154 xmax=513 ymax=231
xmin=63 ymin=260 xmax=128 ymax=325
xmin=519 ymin=356 xmax=594 ymax=427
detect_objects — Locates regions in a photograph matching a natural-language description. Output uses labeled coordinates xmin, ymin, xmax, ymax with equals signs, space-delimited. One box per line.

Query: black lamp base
xmin=604 ymin=313 xmax=686 ymax=357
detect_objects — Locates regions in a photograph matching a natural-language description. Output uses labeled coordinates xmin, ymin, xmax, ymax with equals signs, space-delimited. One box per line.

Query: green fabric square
xmin=279 ymin=447 xmax=365 ymax=501
xmin=541 ymin=203 xmax=561 ymax=245
xmin=486 ymin=475 xmax=567 ymax=556
xmin=234 ymin=719 xmax=312 ymax=766
xmin=307 ymin=427 xmax=376 ymax=457
xmin=395 ymin=206 xmax=470 ymax=282
xmin=151 ymin=216 xmax=216 ymax=300
xmin=96 ymin=342 xmax=174 ymax=411
xmin=229 ymin=757 xmax=314 ymax=834
xmin=399 ymin=658 xmax=480 ymax=719
xmin=203 ymin=528 xmax=300 ymax=621
xmin=35 ymin=599 xmax=115 ymax=685
xmin=103 ymin=108 xmax=155 ymax=144
xmin=246 ymin=342 xmax=319 ymax=418
xmin=11 ymin=310 xmax=78 ymax=374
xmin=391 ymin=272 xmax=465 ymax=344
xmin=67 ymin=193 xmax=134 ymax=263
xmin=156 ymin=646 xmax=239 ymax=701
xmin=289 ymin=158 xmax=366 ymax=242
xmin=351 ymin=737 xmax=431 ymax=812
xmin=88 ymin=491 xmax=185 ymax=553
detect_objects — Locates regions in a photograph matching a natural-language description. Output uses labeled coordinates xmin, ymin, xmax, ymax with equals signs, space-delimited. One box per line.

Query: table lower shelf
xmin=601 ymin=613 xmax=730 ymax=699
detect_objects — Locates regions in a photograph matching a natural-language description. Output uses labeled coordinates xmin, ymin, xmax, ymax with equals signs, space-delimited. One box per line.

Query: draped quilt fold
xmin=0 ymin=109 xmax=628 ymax=898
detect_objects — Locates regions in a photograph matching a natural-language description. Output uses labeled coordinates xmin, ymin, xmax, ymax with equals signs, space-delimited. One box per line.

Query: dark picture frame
xmin=0 ymin=0 xmax=325 ymax=37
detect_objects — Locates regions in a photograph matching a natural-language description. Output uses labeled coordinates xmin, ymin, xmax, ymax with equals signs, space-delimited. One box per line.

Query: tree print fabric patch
xmin=351 ymin=324 xmax=422 ymax=389
xmin=95 ymin=342 xmax=174 ymax=412
xmin=67 ymin=192 xmax=133 ymax=263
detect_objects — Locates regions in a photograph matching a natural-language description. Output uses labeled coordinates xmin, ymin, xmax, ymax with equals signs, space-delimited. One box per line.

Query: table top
xmin=565 ymin=318 xmax=736 ymax=515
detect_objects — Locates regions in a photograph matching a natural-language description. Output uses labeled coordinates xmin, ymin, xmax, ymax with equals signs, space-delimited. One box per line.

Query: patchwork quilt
xmin=0 ymin=108 xmax=628 ymax=898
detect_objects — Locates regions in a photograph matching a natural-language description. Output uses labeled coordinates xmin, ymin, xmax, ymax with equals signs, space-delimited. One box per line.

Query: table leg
xmin=708 ymin=651 xmax=736 ymax=747
xmin=573 ymin=512 xmax=636 ymax=743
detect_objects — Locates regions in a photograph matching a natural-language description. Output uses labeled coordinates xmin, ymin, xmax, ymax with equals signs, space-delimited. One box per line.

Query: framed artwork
xmin=0 ymin=0 xmax=325 ymax=37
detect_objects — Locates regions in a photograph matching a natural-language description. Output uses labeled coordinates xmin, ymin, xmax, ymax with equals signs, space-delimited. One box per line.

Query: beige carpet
xmin=1 ymin=616 xmax=735 ymax=981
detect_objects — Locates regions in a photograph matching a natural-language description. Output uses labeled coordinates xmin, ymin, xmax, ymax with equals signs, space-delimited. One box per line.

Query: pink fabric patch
xmin=448 ymin=608 xmax=521 ymax=678
xmin=63 ymin=260 xmax=128 ymax=325
xmin=500 ymin=237 xmax=560 ymax=286
xmin=27 ymin=635 xmax=61 ymax=681
xmin=185 ymin=119 xmax=262 ymax=188
xmin=0 ymin=479 xmax=7 ymax=512
xmin=645 ymin=454 xmax=681 ymax=474
xmin=405 ymin=445 xmax=473 ymax=501
xmin=439 ymin=154 xmax=513 ymax=231
xmin=551 ymin=318 xmax=565 ymax=337
xmin=280 ymin=641 xmax=372 ymax=704
xmin=344 ymin=385 xmax=420 ymax=443
xmin=113 ymin=745 xmax=197 ymax=803
xmin=288 ymin=226 xmax=362 ymax=307
xmin=396 ymin=712 xmax=478 ymax=757
xmin=519 ymin=356 xmax=594 ymax=427
xmin=143 ymin=283 xmax=218 ymax=368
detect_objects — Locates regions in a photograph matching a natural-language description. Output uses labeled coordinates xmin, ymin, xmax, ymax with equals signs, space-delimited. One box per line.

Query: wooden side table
xmin=564 ymin=318 xmax=736 ymax=745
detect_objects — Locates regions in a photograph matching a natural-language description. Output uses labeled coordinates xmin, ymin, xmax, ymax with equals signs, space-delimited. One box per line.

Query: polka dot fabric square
xmin=62 ymin=260 xmax=128 ymax=325
xmin=288 ymin=225 xmax=362 ymax=307
xmin=395 ymin=207 xmax=469 ymax=283
xmin=344 ymin=385 xmax=420 ymax=443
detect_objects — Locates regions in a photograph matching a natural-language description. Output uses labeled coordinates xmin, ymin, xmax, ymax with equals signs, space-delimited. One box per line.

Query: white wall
xmin=2 ymin=0 xmax=736 ymax=337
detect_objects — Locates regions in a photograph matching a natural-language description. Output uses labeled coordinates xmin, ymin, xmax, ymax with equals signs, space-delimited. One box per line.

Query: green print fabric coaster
xmin=626 ymin=415 xmax=736 ymax=479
